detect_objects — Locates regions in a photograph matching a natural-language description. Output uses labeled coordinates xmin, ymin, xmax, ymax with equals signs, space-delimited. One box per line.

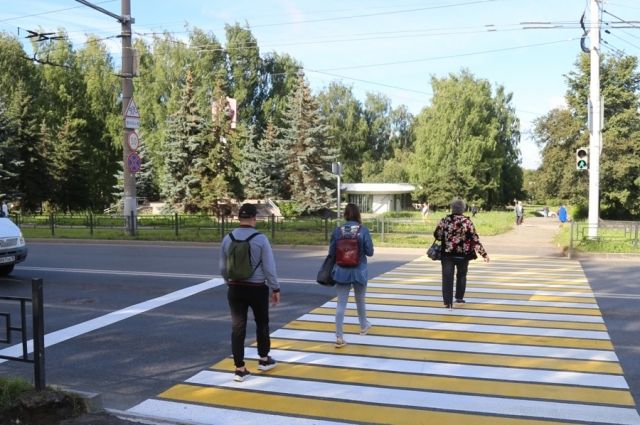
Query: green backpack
xmin=225 ymin=232 xmax=261 ymax=281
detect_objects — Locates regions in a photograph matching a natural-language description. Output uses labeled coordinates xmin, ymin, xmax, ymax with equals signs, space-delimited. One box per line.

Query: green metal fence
xmin=569 ymin=220 xmax=640 ymax=257
xmin=13 ymin=213 xmax=435 ymax=246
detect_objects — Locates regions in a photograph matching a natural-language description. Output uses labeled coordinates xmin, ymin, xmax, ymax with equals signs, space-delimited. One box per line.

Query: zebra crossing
xmin=128 ymin=255 xmax=640 ymax=424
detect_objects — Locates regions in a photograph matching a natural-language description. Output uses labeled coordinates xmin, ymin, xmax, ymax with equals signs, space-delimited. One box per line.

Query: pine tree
xmin=161 ymin=70 xmax=210 ymax=211
xmin=277 ymin=73 xmax=336 ymax=213
xmin=0 ymin=100 xmax=18 ymax=199
xmin=49 ymin=116 xmax=90 ymax=212
xmin=6 ymin=83 xmax=49 ymax=211
xmin=241 ymin=122 xmax=283 ymax=199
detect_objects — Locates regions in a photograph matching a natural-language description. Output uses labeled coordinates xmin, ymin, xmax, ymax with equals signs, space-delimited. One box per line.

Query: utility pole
xmin=588 ymin=0 xmax=601 ymax=238
xmin=75 ymin=0 xmax=136 ymax=234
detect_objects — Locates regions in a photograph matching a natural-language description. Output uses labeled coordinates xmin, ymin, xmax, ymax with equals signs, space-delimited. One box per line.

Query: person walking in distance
xmin=515 ymin=201 xmax=524 ymax=225
xmin=434 ymin=199 xmax=489 ymax=310
xmin=220 ymin=203 xmax=280 ymax=382
xmin=330 ymin=203 xmax=374 ymax=348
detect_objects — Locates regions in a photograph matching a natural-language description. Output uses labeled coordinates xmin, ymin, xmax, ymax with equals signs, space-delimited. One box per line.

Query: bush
xmin=277 ymin=201 xmax=300 ymax=219
xmin=570 ymin=203 xmax=588 ymax=221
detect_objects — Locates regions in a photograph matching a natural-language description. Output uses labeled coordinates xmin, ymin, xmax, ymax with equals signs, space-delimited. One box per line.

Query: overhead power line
xmin=249 ymin=0 xmax=499 ymax=29
xmin=0 ymin=0 xmax=116 ymax=23
xmin=315 ymin=38 xmax=579 ymax=72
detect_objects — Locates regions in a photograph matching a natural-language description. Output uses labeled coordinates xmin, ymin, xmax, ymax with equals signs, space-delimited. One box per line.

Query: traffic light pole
xmin=588 ymin=0 xmax=601 ymax=238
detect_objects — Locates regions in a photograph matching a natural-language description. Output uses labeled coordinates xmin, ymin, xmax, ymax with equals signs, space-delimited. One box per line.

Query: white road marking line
xmin=0 ymin=278 xmax=224 ymax=363
xmin=187 ymin=370 xmax=640 ymax=424
xmin=127 ymin=399 xmax=350 ymax=425
xmin=244 ymin=348 xmax=629 ymax=389
xmin=272 ymin=329 xmax=619 ymax=361
xmin=363 ymin=292 xmax=599 ymax=309
xmin=16 ymin=266 xmax=317 ymax=285
xmin=297 ymin=314 xmax=611 ymax=340
xmin=322 ymin=301 xmax=606 ymax=323
xmin=368 ymin=283 xmax=596 ymax=297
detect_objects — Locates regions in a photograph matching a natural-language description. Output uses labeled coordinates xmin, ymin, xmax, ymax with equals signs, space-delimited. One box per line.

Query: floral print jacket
xmin=433 ymin=214 xmax=488 ymax=260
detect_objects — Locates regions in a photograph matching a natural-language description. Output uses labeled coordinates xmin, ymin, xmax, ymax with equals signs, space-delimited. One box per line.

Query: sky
xmin=2 ymin=0 xmax=640 ymax=170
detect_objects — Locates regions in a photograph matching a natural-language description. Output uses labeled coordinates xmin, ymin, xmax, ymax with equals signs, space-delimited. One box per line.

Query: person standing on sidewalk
xmin=434 ymin=199 xmax=489 ymax=310
xmin=220 ymin=203 xmax=281 ymax=382
xmin=329 ymin=203 xmax=374 ymax=348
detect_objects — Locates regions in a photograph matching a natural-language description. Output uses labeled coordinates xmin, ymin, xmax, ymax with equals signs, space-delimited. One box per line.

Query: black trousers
xmin=227 ymin=284 xmax=270 ymax=368
xmin=441 ymin=256 xmax=469 ymax=305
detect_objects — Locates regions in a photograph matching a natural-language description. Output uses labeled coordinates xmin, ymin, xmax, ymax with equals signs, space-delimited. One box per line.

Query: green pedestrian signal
xmin=576 ymin=147 xmax=588 ymax=170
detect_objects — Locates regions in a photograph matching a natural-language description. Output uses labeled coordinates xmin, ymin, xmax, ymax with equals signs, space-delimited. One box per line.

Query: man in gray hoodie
xmin=220 ymin=203 xmax=281 ymax=382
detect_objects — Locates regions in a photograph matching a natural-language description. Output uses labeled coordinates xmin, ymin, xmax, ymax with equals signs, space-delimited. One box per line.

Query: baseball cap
xmin=238 ymin=203 xmax=257 ymax=218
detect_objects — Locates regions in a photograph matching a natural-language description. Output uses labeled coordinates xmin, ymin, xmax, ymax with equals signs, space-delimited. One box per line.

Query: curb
xmin=105 ymin=408 xmax=205 ymax=425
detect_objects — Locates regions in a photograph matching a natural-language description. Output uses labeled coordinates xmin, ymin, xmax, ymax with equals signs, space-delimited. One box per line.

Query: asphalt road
xmin=0 ymin=240 xmax=423 ymax=410
xmin=0 ymin=241 xmax=638 ymax=416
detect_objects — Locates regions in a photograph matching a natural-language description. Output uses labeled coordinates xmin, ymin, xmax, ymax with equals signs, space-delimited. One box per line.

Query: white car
xmin=0 ymin=217 xmax=28 ymax=276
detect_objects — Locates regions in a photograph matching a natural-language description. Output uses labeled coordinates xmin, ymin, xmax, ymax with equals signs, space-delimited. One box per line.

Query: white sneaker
xmin=360 ymin=322 xmax=373 ymax=335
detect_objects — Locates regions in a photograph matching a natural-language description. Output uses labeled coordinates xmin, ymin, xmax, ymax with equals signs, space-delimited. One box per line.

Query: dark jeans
xmin=441 ymin=256 xmax=469 ymax=305
xmin=227 ymin=284 xmax=270 ymax=368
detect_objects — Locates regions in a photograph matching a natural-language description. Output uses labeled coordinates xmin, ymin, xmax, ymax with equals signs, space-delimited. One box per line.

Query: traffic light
xmin=576 ymin=147 xmax=589 ymax=170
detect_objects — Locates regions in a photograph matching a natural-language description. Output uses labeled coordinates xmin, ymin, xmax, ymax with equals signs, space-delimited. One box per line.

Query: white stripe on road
xmin=321 ymin=301 xmax=605 ymax=323
xmin=127 ymin=399 xmax=350 ymax=425
xmin=271 ymin=329 xmax=619 ymax=361
xmin=368 ymin=282 xmax=596 ymax=297
xmin=186 ymin=370 xmax=639 ymax=424
xmin=16 ymin=266 xmax=317 ymax=285
xmin=297 ymin=313 xmax=611 ymax=340
xmin=363 ymin=292 xmax=599 ymax=309
xmin=0 ymin=278 xmax=224 ymax=363
xmin=244 ymin=348 xmax=629 ymax=389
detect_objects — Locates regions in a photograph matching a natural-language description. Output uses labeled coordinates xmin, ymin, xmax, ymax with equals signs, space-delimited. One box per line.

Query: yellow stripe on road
xmin=351 ymin=296 xmax=603 ymax=316
xmin=265 ymin=338 xmax=622 ymax=374
xmin=311 ymin=307 xmax=608 ymax=331
xmin=209 ymin=358 xmax=631 ymax=405
xmin=160 ymin=384 xmax=581 ymax=425
xmin=284 ymin=320 xmax=614 ymax=350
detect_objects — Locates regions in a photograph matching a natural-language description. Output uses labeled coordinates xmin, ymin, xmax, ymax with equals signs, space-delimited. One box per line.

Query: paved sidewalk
xmin=480 ymin=216 xmax=565 ymax=257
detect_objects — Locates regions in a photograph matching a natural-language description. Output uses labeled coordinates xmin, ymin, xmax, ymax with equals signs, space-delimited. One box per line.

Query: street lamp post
xmin=331 ymin=162 xmax=343 ymax=220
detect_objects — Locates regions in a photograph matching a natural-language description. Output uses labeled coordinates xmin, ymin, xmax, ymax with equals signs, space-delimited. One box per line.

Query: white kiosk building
xmin=341 ymin=183 xmax=416 ymax=214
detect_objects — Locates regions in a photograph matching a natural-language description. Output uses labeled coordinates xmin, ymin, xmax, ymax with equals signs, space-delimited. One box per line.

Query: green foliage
xmin=277 ymin=74 xmax=337 ymax=213
xmin=0 ymin=376 xmax=32 ymax=411
xmin=277 ymin=200 xmax=300 ymax=218
xmin=410 ymin=70 xmax=521 ymax=209
xmin=569 ymin=203 xmax=588 ymax=221
xmin=534 ymin=54 xmax=640 ymax=219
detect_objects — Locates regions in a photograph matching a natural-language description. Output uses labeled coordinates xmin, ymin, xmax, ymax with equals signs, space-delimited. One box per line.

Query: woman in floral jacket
xmin=433 ymin=199 xmax=490 ymax=310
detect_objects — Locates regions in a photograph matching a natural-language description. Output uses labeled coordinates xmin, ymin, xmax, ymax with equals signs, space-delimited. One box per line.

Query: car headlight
xmin=17 ymin=233 xmax=25 ymax=247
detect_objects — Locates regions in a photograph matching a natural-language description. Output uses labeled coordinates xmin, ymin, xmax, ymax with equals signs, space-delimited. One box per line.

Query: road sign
xmin=125 ymin=98 xmax=140 ymax=118
xmin=125 ymin=117 xmax=140 ymax=129
xmin=127 ymin=152 xmax=141 ymax=173
xmin=127 ymin=131 xmax=140 ymax=151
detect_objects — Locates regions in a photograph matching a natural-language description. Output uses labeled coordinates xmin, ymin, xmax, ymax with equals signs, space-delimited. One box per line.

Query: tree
xmin=48 ymin=116 xmax=90 ymax=212
xmin=410 ymin=70 xmax=519 ymax=208
xmin=241 ymin=122 xmax=283 ymax=199
xmin=317 ymin=82 xmax=368 ymax=183
xmin=534 ymin=54 xmax=640 ymax=218
xmin=6 ymin=83 xmax=49 ymax=211
xmin=277 ymin=74 xmax=337 ymax=213
xmin=161 ymin=70 xmax=210 ymax=210
xmin=0 ymin=100 xmax=18 ymax=198
xmin=77 ymin=37 xmax=121 ymax=209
